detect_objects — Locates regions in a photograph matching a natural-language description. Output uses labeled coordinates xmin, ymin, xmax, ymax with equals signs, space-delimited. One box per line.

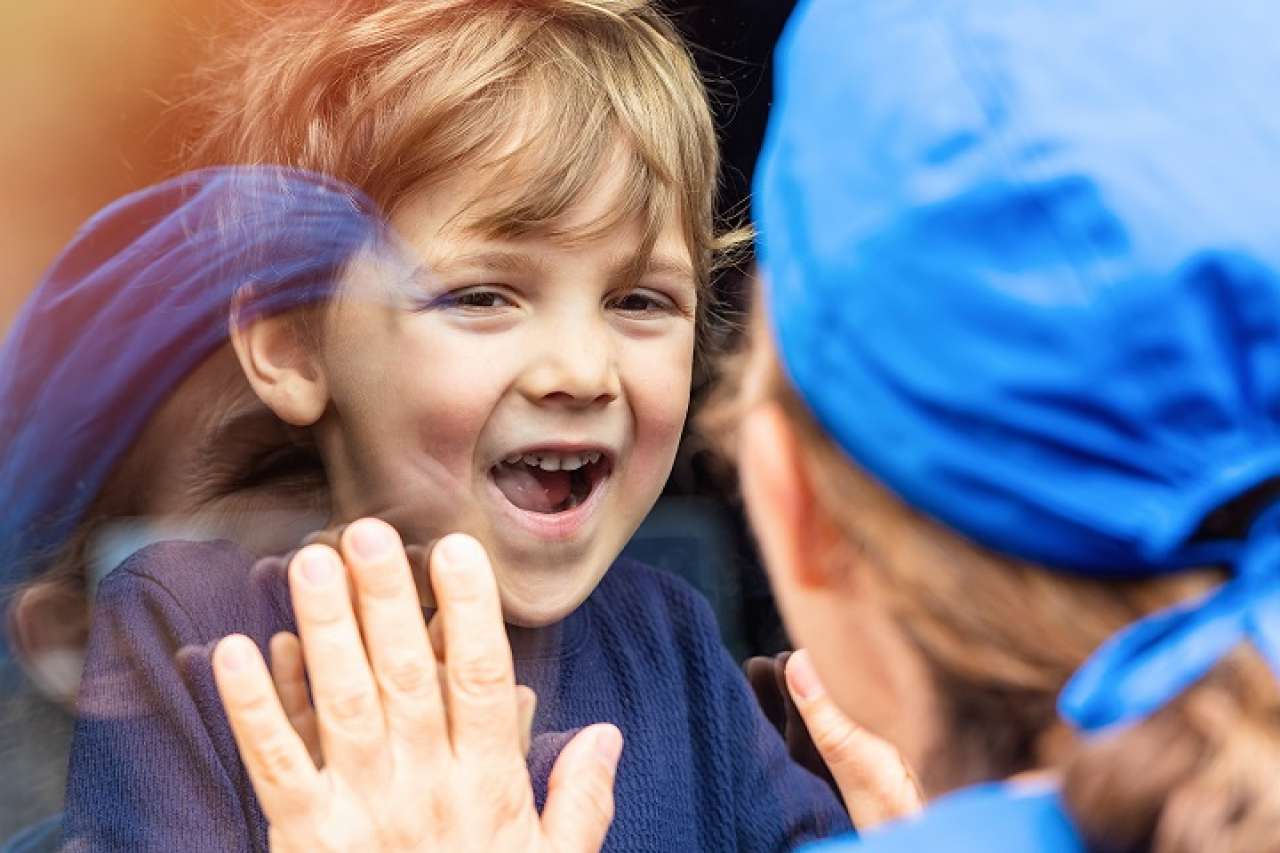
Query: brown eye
xmin=454 ymin=291 xmax=509 ymax=308
xmin=430 ymin=287 xmax=516 ymax=312
xmin=610 ymin=290 xmax=676 ymax=314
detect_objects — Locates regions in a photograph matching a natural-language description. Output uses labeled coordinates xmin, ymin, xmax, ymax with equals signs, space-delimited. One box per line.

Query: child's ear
xmin=739 ymin=402 xmax=841 ymax=593
xmin=230 ymin=310 xmax=328 ymax=427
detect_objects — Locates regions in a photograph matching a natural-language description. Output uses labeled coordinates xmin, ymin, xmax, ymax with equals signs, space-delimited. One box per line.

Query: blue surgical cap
xmin=758 ymin=0 xmax=1280 ymax=731
xmin=0 ymin=167 xmax=388 ymax=599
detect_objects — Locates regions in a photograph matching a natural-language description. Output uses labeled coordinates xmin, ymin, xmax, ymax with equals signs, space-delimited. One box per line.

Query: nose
xmin=518 ymin=315 xmax=620 ymax=409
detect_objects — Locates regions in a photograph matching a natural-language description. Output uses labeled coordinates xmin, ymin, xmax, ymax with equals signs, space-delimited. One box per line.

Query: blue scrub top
xmin=801 ymin=784 xmax=1085 ymax=853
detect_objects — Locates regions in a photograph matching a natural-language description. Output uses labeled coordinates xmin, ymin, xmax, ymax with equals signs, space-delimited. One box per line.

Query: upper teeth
xmin=503 ymin=451 xmax=601 ymax=471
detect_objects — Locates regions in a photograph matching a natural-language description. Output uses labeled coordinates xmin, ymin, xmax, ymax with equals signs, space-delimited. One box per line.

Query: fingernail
xmin=349 ymin=519 xmax=393 ymax=560
xmin=786 ymin=648 xmax=824 ymax=702
xmin=437 ymin=534 xmax=482 ymax=569
xmin=595 ymin=725 xmax=623 ymax=766
xmin=217 ymin=637 xmax=252 ymax=673
xmin=300 ymin=548 xmax=337 ymax=586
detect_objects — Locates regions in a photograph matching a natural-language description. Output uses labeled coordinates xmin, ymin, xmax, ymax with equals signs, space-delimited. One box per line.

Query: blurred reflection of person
xmin=0 ymin=167 xmax=360 ymax=850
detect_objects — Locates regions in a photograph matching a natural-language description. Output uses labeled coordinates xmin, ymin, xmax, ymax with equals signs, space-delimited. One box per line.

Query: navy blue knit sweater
xmin=64 ymin=540 xmax=849 ymax=851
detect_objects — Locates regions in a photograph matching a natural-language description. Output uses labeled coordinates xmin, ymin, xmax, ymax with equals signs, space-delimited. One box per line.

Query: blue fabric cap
xmin=757 ymin=0 xmax=1280 ymax=731
xmin=0 ymin=167 xmax=387 ymax=596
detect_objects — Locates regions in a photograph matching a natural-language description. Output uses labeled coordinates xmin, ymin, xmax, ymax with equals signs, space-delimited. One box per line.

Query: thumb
xmin=785 ymin=649 xmax=923 ymax=831
xmin=540 ymin=724 xmax=623 ymax=852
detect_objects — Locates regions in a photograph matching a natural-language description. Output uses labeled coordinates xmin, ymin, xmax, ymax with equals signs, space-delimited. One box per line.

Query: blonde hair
xmin=705 ymin=307 xmax=1280 ymax=853
xmin=186 ymin=0 xmax=747 ymax=310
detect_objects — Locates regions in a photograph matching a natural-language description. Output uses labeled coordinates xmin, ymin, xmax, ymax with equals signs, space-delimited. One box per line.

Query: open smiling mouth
xmin=490 ymin=450 xmax=613 ymax=515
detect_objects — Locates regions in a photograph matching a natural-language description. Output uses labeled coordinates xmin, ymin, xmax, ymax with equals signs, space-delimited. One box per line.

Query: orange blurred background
xmin=0 ymin=0 xmax=236 ymax=335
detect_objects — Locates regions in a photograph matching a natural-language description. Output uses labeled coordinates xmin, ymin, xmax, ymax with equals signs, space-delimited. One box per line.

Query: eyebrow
xmin=638 ymin=255 xmax=697 ymax=283
xmin=424 ymin=249 xmax=695 ymax=284
xmin=427 ymin=250 xmax=546 ymax=276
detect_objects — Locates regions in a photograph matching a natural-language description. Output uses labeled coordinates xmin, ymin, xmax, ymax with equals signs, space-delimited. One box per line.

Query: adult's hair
xmin=706 ymin=322 xmax=1280 ymax=852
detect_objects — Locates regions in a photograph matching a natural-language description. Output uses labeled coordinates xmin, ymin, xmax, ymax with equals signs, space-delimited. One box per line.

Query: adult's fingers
xmin=338 ymin=519 xmax=446 ymax=762
xmin=423 ymin=610 xmax=536 ymax=755
xmin=541 ymin=724 xmax=622 ymax=851
xmin=785 ymin=650 xmax=923 ymax=830
xmin=429 ymin=534 xmax=521 ymax=759
xmin=287 ymin=545 xmax=386 ymax=778
xmin=213 ymin=634 xmax=321 ymax=827
xmin=269 ymin=632 xmax=322 ymax=767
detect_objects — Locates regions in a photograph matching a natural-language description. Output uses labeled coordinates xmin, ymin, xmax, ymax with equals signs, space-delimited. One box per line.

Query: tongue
xmin=493 ymin=464 xmax=574 ymax=513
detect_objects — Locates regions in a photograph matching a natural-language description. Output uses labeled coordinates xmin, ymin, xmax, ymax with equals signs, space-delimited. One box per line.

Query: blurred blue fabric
xmin=757 ymin=0 xmax=1280 ymax=737
xmin=801 ymin=783 xmax=1082 ymax=853
xmin=0 ymin=167 xmax=388 ymax=626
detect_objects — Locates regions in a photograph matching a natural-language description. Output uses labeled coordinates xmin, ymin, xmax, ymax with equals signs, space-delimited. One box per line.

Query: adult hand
xmin=785 ymin=649 xmax=923 ymax=830
xmin=747 ymin=649 xmax=923 ymax=831
xmin=212 ymin=519 xmax=622 ymax=852
xmin=261 ymin=530 xmax=537 ymax=765
xmin=744 ymin=651 xmax=837 ymax=793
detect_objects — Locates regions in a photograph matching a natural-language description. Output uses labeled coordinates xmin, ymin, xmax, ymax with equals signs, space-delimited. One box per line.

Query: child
xmin=62 ymin=2 xmax=848 ymax=850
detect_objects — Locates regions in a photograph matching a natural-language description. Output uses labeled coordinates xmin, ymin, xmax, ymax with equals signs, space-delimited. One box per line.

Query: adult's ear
xmin=738 ymin=401 xmax=843 ymax=593
xmin=229 ymin=307 xmax=328 ymax=427
xmin=8 ymin=582 xmax=88 ymax=705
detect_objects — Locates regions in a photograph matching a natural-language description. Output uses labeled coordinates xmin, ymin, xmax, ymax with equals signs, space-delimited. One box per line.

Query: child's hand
xmin=213 ymin=520 xmax=621 ymax=852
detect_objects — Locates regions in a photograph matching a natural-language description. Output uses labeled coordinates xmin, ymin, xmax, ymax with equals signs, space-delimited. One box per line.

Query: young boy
xmin=63 ymin=2 xmax=848 ymax=850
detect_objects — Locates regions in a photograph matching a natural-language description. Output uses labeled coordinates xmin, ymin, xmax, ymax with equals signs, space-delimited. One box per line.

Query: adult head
xmin=715 ymin=0 xmax=1280 ymax=849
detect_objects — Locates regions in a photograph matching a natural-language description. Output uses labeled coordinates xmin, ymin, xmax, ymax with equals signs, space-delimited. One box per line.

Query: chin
xmin=494 ymin=571 xmax=598 ymax=628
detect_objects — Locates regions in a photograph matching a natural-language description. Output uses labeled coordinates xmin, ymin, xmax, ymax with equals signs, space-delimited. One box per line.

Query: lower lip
xmin=486 ymin=467 xmax=610 ymax=542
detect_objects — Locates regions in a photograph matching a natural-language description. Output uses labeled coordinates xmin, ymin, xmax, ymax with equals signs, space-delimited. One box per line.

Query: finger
xmin=269 ymin=632 xmax=322 ymax=767
xmin=785 ymin=650 xmax=923 ymax=830
xmin=430 ymin=534 xmax=521 ymax=759
xmin=517 ymin=685 xmax=537 ymax=757
xmin=743 ymin=656 xmax=786 ymax=732
xmin=288 ymin=544 xmax=387 ymax=777
xmin=339 ymin=518 xmax=446 ymax=760
xmin=541 ymin=724 xmax=622 ymax=850
xmin=213 ymin=634 xmax=321 ymax=827
xmin=301 ymin=524 xmax=346 ymax=549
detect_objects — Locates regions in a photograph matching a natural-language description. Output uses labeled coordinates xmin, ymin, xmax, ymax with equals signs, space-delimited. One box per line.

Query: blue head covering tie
xmin=757 ymin=0 xmax=1280 ymax=732
xmin=0 ymin=167 xmax=389 ymax=601
xmin=1061 ymin=505 xmax=1280 ymax=730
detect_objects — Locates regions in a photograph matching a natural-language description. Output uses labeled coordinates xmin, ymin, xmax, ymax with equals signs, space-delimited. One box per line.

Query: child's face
xmin=314 ymin=155 xmax=696 ymax=626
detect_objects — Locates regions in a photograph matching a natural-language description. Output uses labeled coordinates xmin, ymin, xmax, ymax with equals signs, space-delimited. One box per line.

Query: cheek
xmin=621 ymin=337 xmax=692 ymax=464
xmin=329 ymin=317 xmax=505 ymax=441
